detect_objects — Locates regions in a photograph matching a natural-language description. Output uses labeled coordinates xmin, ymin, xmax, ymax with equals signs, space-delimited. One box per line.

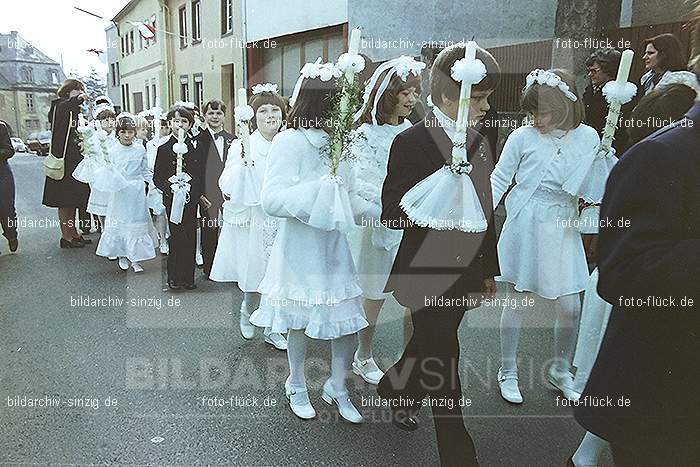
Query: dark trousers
xmin=378 ymin=305 xmax=478 ymax=467
xmin=200 ymin=207 xmax=221 ymax=277
xmin=166 ymin=202 xmax=197 ymax=286
xmin=0 ymin=161 xmax=17 ymax=241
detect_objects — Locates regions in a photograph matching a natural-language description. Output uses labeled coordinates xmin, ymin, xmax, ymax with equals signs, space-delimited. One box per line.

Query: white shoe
xmin=239 ymin=305 xmax=255 ymax=340
xmin=196 ymin=252 xmax=204 ymax=266
xmin=547 ymin=365 xmax=579 ymax=401
xmin=285 ymin=379 xmax=316 ymax=420
xmin=108 ymin=256 xmax=117 ymax=261
xmin=352 ymin=351 xmax=384 ymax=385
xmin=159 ymin=242 xmax=169 ymax=255
xmin=131 ymin=262 xmax=143 ymax=273
xmin=497 ymin=368 xmax=523 ymax=404
xmin=118 ymin=257 xmax=129 ymax=271
xmin=264 ymin=331 xmax=287 ymax=350
xmin=321 ymin=379 xmax=363 ymax=424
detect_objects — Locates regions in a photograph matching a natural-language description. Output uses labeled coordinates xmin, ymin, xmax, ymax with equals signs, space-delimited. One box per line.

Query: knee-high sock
xmin=154 ymin=214 xmax=168 ymax=242
xmin=243 ymin=292 xmax=260 ymax=315
xmin=331 ymin=334 xmax=356 ymax=392
xmin=286 ymin=329 xmax=307 ymax=389
xmin=500 ymin=290 xmax=525 ymax=373
xmin=573 ymin=431 xmax=608 ymax=466
xmin=553 ymin=293 xmax=581 ymax=372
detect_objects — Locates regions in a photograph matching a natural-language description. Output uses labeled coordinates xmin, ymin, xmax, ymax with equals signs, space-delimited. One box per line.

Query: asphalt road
xmin=0 ymin=152 xmax=613 ymax=466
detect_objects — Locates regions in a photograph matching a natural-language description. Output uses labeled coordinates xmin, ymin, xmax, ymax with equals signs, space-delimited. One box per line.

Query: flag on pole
xmin=130 ymin=22 xmax=156 ymax=40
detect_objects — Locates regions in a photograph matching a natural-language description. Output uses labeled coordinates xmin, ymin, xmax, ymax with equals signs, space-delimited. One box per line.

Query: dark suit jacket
xmin=0 ymin=120 xmax=14 ymax=163
xmin=196 ymin=128 xmax=235 ymax=218
xmin=381 ymin=111 xmax=500 ymax=310
xmin=575 ymin=103 xmax=700 ymax=459
xmin=153 ymin=134 xmax=203 ymax=222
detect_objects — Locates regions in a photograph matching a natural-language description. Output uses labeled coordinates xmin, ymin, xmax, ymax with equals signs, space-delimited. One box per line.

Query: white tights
xmin=500 ymin=286 xmax=581 ymax=373
xmin=286 ymin=330 xmax=355 ymax=392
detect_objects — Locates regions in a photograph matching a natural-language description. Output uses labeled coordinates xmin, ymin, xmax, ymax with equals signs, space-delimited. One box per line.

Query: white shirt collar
xmin=432 ymin=106 xmax=457 ymax=142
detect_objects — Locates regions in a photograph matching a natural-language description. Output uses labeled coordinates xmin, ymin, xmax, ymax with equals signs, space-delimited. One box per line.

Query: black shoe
xmin=60 ymin=238 xmax=85 ymax=248
xmin=182 ymin=283 xmax=197 ymax=290
xmin=391 ymin=408 xmax=419 ymax=432
xmin=8 ymin=238 xmax=18 ymax=252
xmin=76 ymin=236 xmax=92 ymax=244
xmin=168 ymin=280 xmax=182 ymax=290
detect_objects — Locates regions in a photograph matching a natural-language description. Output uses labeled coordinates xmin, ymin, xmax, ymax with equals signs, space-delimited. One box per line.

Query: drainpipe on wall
xmin=159 ymin=0 xmax=174 ymax=106
xmin=241 ymin=0 xmax=248 ymax=90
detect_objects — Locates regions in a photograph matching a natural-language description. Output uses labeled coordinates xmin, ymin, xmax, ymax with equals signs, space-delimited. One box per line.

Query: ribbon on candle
xmin=168 ymin=172 xmax=192 ymax=224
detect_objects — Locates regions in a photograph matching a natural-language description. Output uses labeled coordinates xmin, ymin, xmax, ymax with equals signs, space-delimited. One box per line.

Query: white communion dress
xmin=95 ymin=142 xmax=157 ymax=262
xmin=249 ymin=127 xmax=370 ymax=340
xmin=491 ymin=125 xmax=602 ymax=299
xmin=210 ymin=130 xmax=279 ymax=290
xmin=347 ymin=121 xmax=410 ymax=299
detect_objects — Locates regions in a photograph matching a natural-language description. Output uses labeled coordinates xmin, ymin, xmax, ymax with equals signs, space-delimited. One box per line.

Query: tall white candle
xmin=176 ymin=128 xmax=184 ymax=174
xmin=349 ymin=28 xmax=361 ymax=56
xmin=602 ymin=50 xmax=635 ymax=150
xmin=616 ymin=49 xmax=634 ymax=84
xmin=453 ymin=41 xmax=478 ymax=163
xmin=237 ymin=88 xmax=251 ymax=162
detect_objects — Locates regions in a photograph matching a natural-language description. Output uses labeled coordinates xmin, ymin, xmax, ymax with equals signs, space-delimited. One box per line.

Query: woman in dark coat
xmin=42 ymin=79 xmax=91 ymax=248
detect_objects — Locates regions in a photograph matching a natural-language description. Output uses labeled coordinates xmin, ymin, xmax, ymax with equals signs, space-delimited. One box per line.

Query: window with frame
xmin=145 ymin=81 xmax=150 ymax=109
xmin=23 ymin=67 xmax=34 ymax=82
xmin=179 ymin=6 xmax=188 ymax=48
xmin=129 ymin=30 xmax=135 ymax=54
xmin=111 ymin=64 xmax=117 ymax=87
xmin=221 ymin=0 xmax=233 ymax=35
xmin=49 ymin=69 xmax=59 ymax=85
xmin=26 ymin=93 xmax=34 ymax=112
xmin=180 ymin=76 xmax=190 ymax=101
xmin=192 ymin=0 xmax=202 ymax=43
xmin=193 ymin=74 xmax=203 ymax=109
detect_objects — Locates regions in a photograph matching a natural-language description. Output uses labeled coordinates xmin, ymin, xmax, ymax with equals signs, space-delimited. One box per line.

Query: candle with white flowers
xmin=601 ymin=49 xmax=636 ymax=151
xmin=176 ymin=128 xmax=184 ymax=174
xmin=451 ymin=41 xmax=484 ymax=165
xmin=236 ymin=88 xmax=252 ymax=163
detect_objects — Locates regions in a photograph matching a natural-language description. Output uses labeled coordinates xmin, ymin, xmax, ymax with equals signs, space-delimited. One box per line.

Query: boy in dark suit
xmin=377 ymin=44 xmax=501 ymax=467
xmin=153 ymin=106 xmax=203 ymax=290
xmin=195 ymin=99 xmax=235 ymax=279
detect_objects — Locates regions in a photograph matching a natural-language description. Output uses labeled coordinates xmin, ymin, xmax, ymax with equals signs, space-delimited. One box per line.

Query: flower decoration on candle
xmin=252 ymin=83 xmax=279 ymax=95
xmin=399 ymin=41 xmax=489 ymax=232
xmin=563 ymin=50 xmax=636 ymax=206
xmin=289 ymin=58 xmax=342 ymax=107
xmin=73 ymin=118 xmax=98 ymax=183
xmin=223 ymin=87 xmax=262 ymax=207
xmin=336 ymin=52 xmax=366 ymax=74
xmin=168 ymin=128 xmax=191 ymax=224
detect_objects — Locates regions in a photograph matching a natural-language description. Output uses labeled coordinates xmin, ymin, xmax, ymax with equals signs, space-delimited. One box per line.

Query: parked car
xmin=27 ymin=131 xmax=51 ymax=156
xmin=10 ymin=137 xmax=28 ymax=153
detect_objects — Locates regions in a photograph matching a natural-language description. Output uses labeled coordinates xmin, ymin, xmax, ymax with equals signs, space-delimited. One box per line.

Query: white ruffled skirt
xmin=210 ymin=204 xmax=278 ymax=291
xmin=249 ymin=218 xmax=368 ymax=339
xmin=496 ymin=187 xmax=589 ymax=299
xmin=96 ymin=181 xmax=157 ymax=263
xmin=348 ymin=224 xmax=402 ymax=300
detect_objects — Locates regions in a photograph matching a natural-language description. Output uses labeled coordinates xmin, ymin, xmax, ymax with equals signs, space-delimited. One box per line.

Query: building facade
xmin=105 ymin=24 xmax=123 ymax=112
xmin=245 ymin=0 xmax=348 ymax=96
xmin=0 ymin=31 xmax=66 ymax=140
xmin=112 ymin=0 xmax=166 ymax=115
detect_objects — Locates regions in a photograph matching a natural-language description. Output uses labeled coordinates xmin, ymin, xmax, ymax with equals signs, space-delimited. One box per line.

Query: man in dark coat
xmin=377 ymin=44 xmax=501 ymax=467
xmin=196 ymin=99 xmax=235 ymax=278
xmin=574 ymin=100 xmax=700 ymax=466
xmin=0 ymin=119 xmax=18 ymax=253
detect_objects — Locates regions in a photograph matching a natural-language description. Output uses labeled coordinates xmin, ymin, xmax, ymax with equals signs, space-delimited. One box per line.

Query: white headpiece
xmin=289 ymin=58 xmax=342 ymax=107
xmin=525 ymin=69 xmax=578 ymax=102
xmin=173 ymin=100 xmax=196 ymax=110
xmin=92 ymin=95 xmax=115 ymax=119
xmin=252 ymin=83 xmax=279 ymax=95
xmin=353 ymin=55 xmax=426 ymax=124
